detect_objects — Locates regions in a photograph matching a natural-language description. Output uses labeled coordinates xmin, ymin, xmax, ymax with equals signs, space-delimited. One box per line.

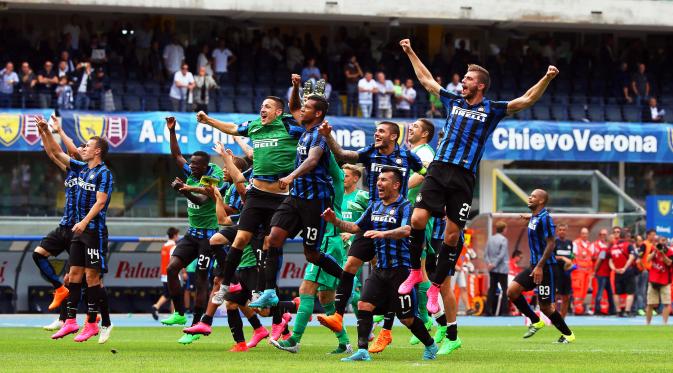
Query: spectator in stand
xmin=58 ymin=51 xmax=76 ymax=74
xmin=646 ymin=237 xmax=673 ymax=325
xmin=631 ymin=63 xmax=650 ymax=105
xmin=374 ymin=71 xmax=394 ymax=118
xmin=55 ymin=76 xmax=74 ymax=111
xmin=135 ymin=20 xmax=154 ymax=69
xmin=301 ymin=57 xmax=321 ymax=83
xmin=396 ymin=78 xmax=416 ymax=118
xmin=212 ymin=39 xmax=235 ymax=85
xmin=36 ymin=61 xmax=58 ymax=108
xmin=484 ymin=221 xmax=510 ymax=316
xmin=357 ymin=71 xmax=377 ymax=118
xmin=0 ymin=62 xmax=19 ymax=108
xmin=446 ymin=73 xmax=463 ymax=96
xmin=192 ymin=66 xmax=218 ymax=113
xmin=592 ymin=228 xmax=617 ymax=315
xmin=169 ymin=63 xmax=194 ymax=112
xmin=72 ymin=61 xmax=93 ymax=110
xmin=617 ymin=62 xmax=633 ymax=104
xmin=285 ymin=38 xmax=304 ymax=73
xmin=196 ymin=44 xmax=213 ymax=77
xmin=148 ymin=41 xmax=165 ymax=83
xmin=634 ymin=230 xmax=656 ymax=316
xmin=91 ymin=68 xmax=112 ymax=111
xmin=56 ymin=61 xmax=70 ymax=79
xmin=87 ymin=36 xmax=109 ymax=69
xmin=609 ymin=227 xmax=637 ymax=317
xmin=344 ymin=55 xmax=363 ymax=117
xmin=62 ymin=15 xmax=81 ymax=53
xmin=642 ymin=97 xmax=665 ymax=123
xmin=392 ymin=78 xmax=402 ymax=101
xmin=18 ymin=62 xmax=36 ymax=108
xmin=426 ymin=76 xmax=444 ymax=118
xmin=163 ymin=35 xmax=185 ymax=78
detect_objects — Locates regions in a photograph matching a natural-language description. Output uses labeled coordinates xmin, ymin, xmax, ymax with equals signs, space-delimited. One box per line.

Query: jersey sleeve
xmin=282 ymin=115 xmax=305 ymax=139
xmin=311 ymin=133 xmax=329 ymax=152
xmin=96 ymin=169 xmax=114 ymax=195
xmin=438 ymin=87 xmax=461 ymax=108
xmin=236 ymin=121 xmax=251 ymax=136
xmin=356 ymin=190 xmax=370 ymax=210
xmin=542 ymin=215 xmax=555 ymax=240
xmin=223 ymin=184 xmax=235 ymax=204
xmin=355 ymin=204 xmax=373 ymax=231
xmin=182 ymin=163 xmax=192 ymax=177
xmin=69 ymin=159 xmax=86 ymax=172
xmin=408 ymin=150 xmax=425 ymax=173
xmin=490 ymin=100 xmax=510 ymax=120
xmin=357 ymin=144 xmax=375 ymax=164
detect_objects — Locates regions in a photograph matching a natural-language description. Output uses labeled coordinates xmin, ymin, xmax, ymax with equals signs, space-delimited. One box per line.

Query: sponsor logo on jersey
xmin=75 ymin=114 xmax=106 ymax=144
xmin=297 ymin=144 xmax=308 ymax=156
xmin=0 ymin=113 xmax=21 ymax=146
xmin=106 ymin=116 xmax=128 ymax=147
xmin=451 ymin=106 xmax=488 ymax=122
xmin=252 ymin=139 xmax=278 ymax=148
xmin=78 ymin=178 xmax=97 ymax=192
xmin=372 ymin=212 xmax=397 ymax=224
xmin=342 ymin=211 xmax=353 ymax=220
xmin=187 ymin=200 xmax=200 ymax=209
xmin=64 ymin=177 xmax=78 ymax=188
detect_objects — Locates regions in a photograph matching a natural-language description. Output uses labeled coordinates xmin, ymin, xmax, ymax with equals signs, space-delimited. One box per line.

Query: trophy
xmin=302 ymin=79 xmax=314 ymax=104
xmin=302 ymin=79 xmax=327 ymax=105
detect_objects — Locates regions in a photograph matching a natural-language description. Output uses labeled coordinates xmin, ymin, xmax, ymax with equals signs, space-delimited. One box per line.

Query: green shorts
xmin=304 ymin=234 xmax=345 ymax=291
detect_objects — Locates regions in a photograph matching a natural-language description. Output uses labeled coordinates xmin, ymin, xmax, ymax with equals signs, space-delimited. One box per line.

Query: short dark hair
xmin=417 ymin=118 xmax=435 ymax=143
xmin=90 ymin=136 xmax=109 ymax=160
xmin=192 ymin=150 xmax=210 ymax=163
xmin=512 ymin=249 xmax=522 ymax=258
xmin=307 ymin=94 xmax=329 ymax=121
xmin=380 ymin=166 xmax=403 ymax=189
xmin=265 ymin=96 xmax=285 ymax=110
xmin=646 ymin=229 xmax=656 ymax=236
xmin=378 ymin=121 xmax=400 ymax=142
xmin=467 ymin=64 xmax=491 ymax=92
xmin=232 ymin=156 xmax=247 ymax=172
xmin=166 ymin=227 xmax=179 ymax=238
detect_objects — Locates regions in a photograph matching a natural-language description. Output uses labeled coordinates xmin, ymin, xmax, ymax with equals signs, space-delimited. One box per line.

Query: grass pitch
xmin=0 ymin=325 xmax=669 ymax=372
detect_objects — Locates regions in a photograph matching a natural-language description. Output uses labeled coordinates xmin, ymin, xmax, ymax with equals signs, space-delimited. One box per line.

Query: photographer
xmin=645 ymin=237 xmax=673 ymax=325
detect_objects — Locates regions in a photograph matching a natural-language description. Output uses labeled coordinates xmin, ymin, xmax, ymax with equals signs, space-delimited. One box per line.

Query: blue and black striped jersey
xmin=71 ymin=159 xmax=113 ymax=231
xmin=291 ymin=126 xmax=333 ymax=200
xmin=432 ymin=216 xmax=446 ymax=240
xmin=60 ymin=160 xmax=87 ymax=227
xmin=357 ymin=144 xmax=423 ymax=203
xmin=356 ymin=195 xmax=412 ymax=269
xmin=436 ymin=88 xmax=508 ymax=173
xmin=527 ymin=208 xmax=556 ymax=266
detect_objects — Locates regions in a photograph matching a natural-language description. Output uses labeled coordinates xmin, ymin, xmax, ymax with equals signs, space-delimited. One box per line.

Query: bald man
xmin=507 ymin=189 xmax=575 ymax=343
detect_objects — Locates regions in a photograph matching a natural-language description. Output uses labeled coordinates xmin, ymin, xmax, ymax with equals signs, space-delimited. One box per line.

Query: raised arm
xmin=322 ymin=207 xmax=361 ymax=234
xmin=317 ymin=121 xmax=359 ymax=164
xmin=400 ymin=39 xmax=442 ymax=96
xmin=211 ymin=186 xmax=233 ymax=226
xmin=166 ymin=116 xmax=187 ymax=170
xmin=196 ymin=111 xmax=240 ymax=136
xmin=506 ymin=66 xmax=559 ymax=115
xmin=288 ymin=74 xmax=302 ymax=122
xmin=37 ymin=120 xmax=66 ymax=172
xmin=51 ymin=115 xmax=78 ymax=157
xmin=37 ymin=118 xmax=71 ymax=168
xmin=233 ymin=136 xmax=253 ymax=160
xmin=213 ymin=142 xmax=246 ymax=185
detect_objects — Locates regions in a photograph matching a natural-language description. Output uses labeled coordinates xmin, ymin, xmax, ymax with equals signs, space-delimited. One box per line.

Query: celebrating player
xmin=507 ymin=189 xmax=575 ymax=343
xmin=554 ymin=223 xmax=574 ymax=318
xmin=322 ymin=168 xmax=438 ymax=362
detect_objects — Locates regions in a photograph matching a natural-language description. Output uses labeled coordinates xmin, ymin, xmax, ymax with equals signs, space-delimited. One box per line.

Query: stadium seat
xmin=551 ymin=105 xmax=569 ymax=121
xmin=123 ymin=95 xmax=142 ymax=111
xmin=622 ymin=105 xmax=641 ymax=122
xmin=573 ymin=79 xmax=588 ymax=95
xmin=236 ymin=84 xmax=254 ymax=96
xmin=126 ymin=82 xmax=145 ymax=95
xmin=235 ymin=96 xmax=254 ymax=113
xmin=143 ymin=82 xmax=161 ymax=95
xmin=513 ymin=108 xmax=532 ymax=120
xmin=569 ymin=95 xmax=587 ymax=104
xmin=255 ymin=84 xmax=271 ymax=97
xmin=536 ymin=94 xmax=552 ymax=105
xmin=587 ymin=105 xmax=605 ymax=122
xmin=144 ymin=96 xmax=160 ymax=111
xmin=664 ymin=107 xmax=673 ymax=123
xmin=532 ymin=104 xmax=552 ymax=120
xmin=552 ymin=79 xmax=571 ymax=95
xmin=588 ymin=96 xmax=604 ymax=105
xmin=113 ymin=95 xmax=122 ymax=112
xmin=207 ymin=99 xmax=217 ymax=113
xmin=328 ymin=95 xmax=343 ymax=116
xmin=273 ymin=87 xmax=287 ymax=98
xmin=604 ymin=105 xmax=623 ymax=122
xmin=552 ymin=95 xmax=569 ymax=105
xmin=159 ymin=96 xmax=172 ymax=111
xmin=217 ymin=97 xmax=235 ymax=113
xmin=569 ymin=104 xmax=587 ymax=122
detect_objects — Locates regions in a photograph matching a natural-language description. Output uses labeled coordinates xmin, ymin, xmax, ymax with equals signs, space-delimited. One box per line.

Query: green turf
xmin=1 ymin=325 xmax=670 ymax=372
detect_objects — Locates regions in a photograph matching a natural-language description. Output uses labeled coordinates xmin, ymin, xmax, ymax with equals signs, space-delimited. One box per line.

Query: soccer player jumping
xmin=399 ymin=39 xmax=559 ymax=352
xmin=507 ymin=189 xmax=575 ymax=343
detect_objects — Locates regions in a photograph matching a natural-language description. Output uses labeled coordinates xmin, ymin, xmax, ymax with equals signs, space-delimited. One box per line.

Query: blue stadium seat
xmin=552 ymin=95 xmax=569 ymax=105
xmin=113 ymin=95 xmax=122 ymax=112
xmin=573 ymin=79 xmax=588 ymax=95
xmin=159 ymin=96 xmax=172 ymax=111
xmin=143 ymin=96 xmax=160 ymax=111
xmin=123 ymin=95 xmax=142 ymax=111
xmin=273 ymin=87 xmax=287 ymax=99
xmin=514 ymin=108 xmax=532 ymax=120
xmin=207 ymin=99 xmax=217 ymax=113
xmin=622 ymin=105 xmax=641 ymax=122
xmin=604 ymin=105 xmax=623 ymax=122
xmin=605 ymin=97 xmax=619 ymax=105
xmin=664 ymin=107 xmax=673 ymax=123
xmin=328 ymin=95 xmax=342 ymax=116
xmin=569 ymin=95 xmax=587 ymax=104
xmin=143 ymin=82 xmax=161 ymax=95
xmin=236 ymin=84 xmax=254 ymax=96
xmin=588 ymin=96 xmax=604 ymax=105
xmin=551 ymin=105 xmax=569 ymax=121
xmin=532 ymin=104 xmax=551 ymax=120
xmin=536 ymin=94 xmax=552 ymax=105
xmin=126 ymin=82 xmax=145 ymax=95
xmin=235 ymin=96 xmax=254 ymax=113
xmin=217 ymin=97 xmax=235 ymax=113
xmin=569 ymin=104 xmax=587 ymax=122
xmin=255 ymin=84 xmax=271 ymax=97
xmin=587 ymin=105 xmax=605 ymax=122
xmin=552 ymin=79 xmax=571 ymax=95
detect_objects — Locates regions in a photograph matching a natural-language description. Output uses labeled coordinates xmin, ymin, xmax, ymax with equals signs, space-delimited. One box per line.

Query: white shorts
xmin=451 ymin=270 xmax=467 ymax=289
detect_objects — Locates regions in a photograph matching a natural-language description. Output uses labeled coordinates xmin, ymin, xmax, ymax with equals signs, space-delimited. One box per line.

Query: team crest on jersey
xmin=477 ymin=106 xmax=485 ymax=112
xmin=106 ymin=116 xmax=128 ymax=148
xmin=395 ymin=158 xmax=402 ymax=165
xmin=416 ymin=193 xmax=422 ymax=203
xmin=0 ymin=113 xmax=21 ymax=146
xmin=21 ymin=115 xmax=41 ymax=145
xmin=75 ymin=114 xmax=106 ymax=144
xmin=528 ymin=217 xmax=538 ymax=230
xmin=658 ymin=200 xmax=671 ymax=216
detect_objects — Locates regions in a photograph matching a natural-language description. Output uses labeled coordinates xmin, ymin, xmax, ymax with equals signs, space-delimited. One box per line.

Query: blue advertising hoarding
xmin=646 ymin=195 xmax=673 ymax=238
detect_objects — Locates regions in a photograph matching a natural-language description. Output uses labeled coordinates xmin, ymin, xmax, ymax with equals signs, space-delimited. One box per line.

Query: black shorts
xmin=39 ymin=225 xmax=73 ymax=256
xmin=161 ymin=281 xmax=170 ymax=297
xmin=69 ymin=228 xmax=109 ymax=272
xmin=270 ymin=196 xmax=330 ymax=250
xmin=415 ymin=162 xmax=475 ymax=228
xmin=348 ymin=233 xmax=375 ymax=262
xmin=219 ymin=225 xmax=239 ymax=245
xmin=513 ymin=264 xmax=561 ymax=305
xmin=615 ymin=271 xmax=636 ymax=295
xmin=212 ymin=244 xmax=228 ymax=278
xmin=360 ymin=267 xmax=415 ymax=319
xmin=238 ymin=187 xmax=287 ymax=235
xmin=172 ymin=234 xmax=214 ymax=273
xmin=225 ymin=267 xmax=257 ymax=305
xmin=556 ymin=272 xmax=573 ymax=296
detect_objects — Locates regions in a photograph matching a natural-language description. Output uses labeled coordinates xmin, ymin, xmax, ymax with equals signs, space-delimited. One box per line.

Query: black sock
xmin=278 ymin=300 xmax=297 ymax=313
xmin=222 ymin=247 xmax=244 ymax=284
xmin=99 ymin=287 xmax=111 ymax=327
xmin=255 ymin=249 xmax=267 ymax=292
xmin=264 ymin=247 xmax=282 ymax=289
xmin=192 ymin=306 xmax=205 ymax=326
xmin=59 ymin=303 xmax=67 ymax=321
xmin=512 ymin=296 xmax=540 ymax=323
xmin=446 ymin=322 xmax=458 ymax=341
xmin=248 ymin=314 xmax=262 ymax=330
xmin=383 ymin=312 xmax=395 ymax=330
xmin=171 ymin=293 xmax=185 ymax=316
xmin=435 ymin=313 xmax=447 ymax=326
xmin=282 ymin=324 xmax=290 ymax=335
xmin=227 ymin=309 xmax=245 ymax=343
xmin=409 ymin=228 xmax=425 ymax=269
xmin=316 ymin=253 xmax=343 ymax=278
xmin=335 ymin=271 xmax=355 ymax=314
xmin=271 ymin=306 xmax=282 ymax=324
xmin=357 ymin=310 xmax=373 ymax=349
xmin=86 ymin=285 xmax=101 ymax=323
xmin=548 ymin=311 xmax=572 ymax=335
xmin=431 ymin=243 xmax=459 ymax=284
xmin=202 ymin=314 xmax=213 ymax=326
xmin=66 ymin=282 xmax=82 ymax=320
xmin=32 ymin=252 xmax=62 ymax=288
xmin=409 ymin=317 xmax=434 ymax=346
xmin=425 ymin=251 xmax=437 ymax=278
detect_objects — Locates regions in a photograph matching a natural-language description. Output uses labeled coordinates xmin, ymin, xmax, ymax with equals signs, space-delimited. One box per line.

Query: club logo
xmin=658 ymin=200 xmax=671 ymax=216
xmin=106 ymin=116 xmax=128 ymax=148
xmin=75 ymin=114 xmax=106 ymax=144
xmin=21 ymin=115 xmax=41 ymax=145
xmin=0 ymin=113 xmax=21 ymax=146
xmin=416 ymin=193 xmax=422 ymax=203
